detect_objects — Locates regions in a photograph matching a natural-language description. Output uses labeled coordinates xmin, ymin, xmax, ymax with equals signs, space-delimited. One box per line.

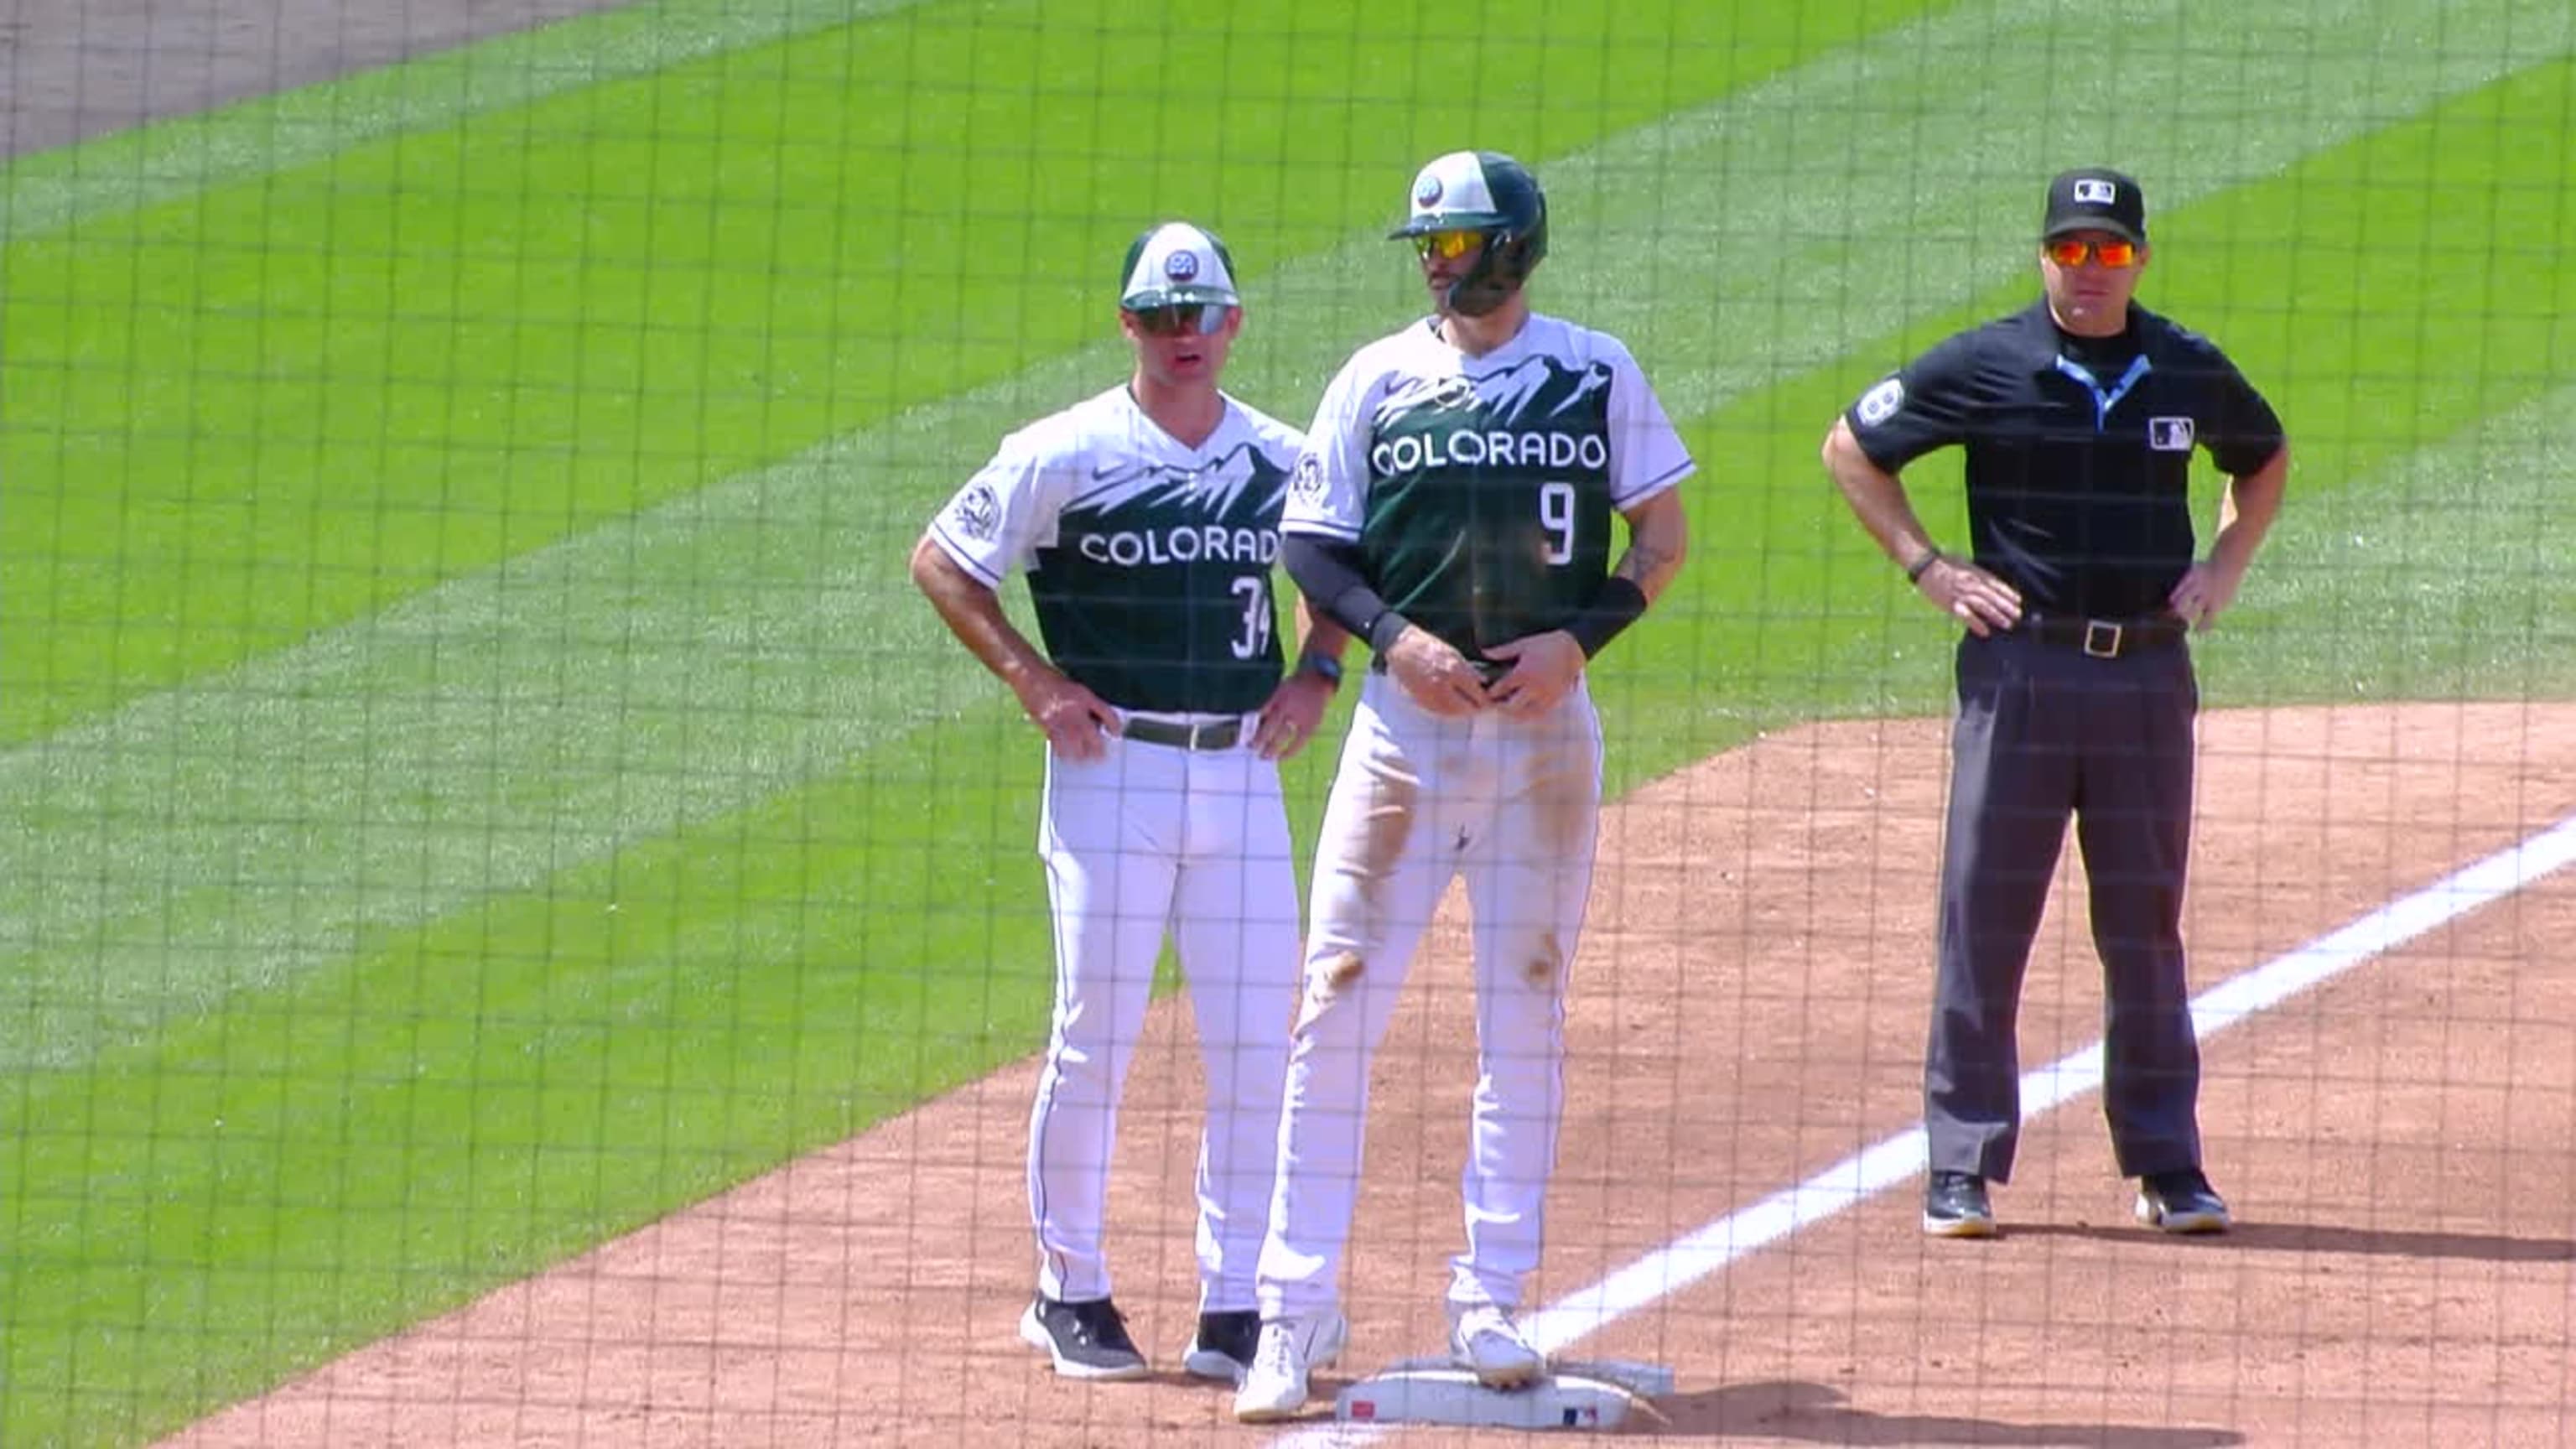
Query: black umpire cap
xmin=2041 ymin=168 xmax=2147 ymax=244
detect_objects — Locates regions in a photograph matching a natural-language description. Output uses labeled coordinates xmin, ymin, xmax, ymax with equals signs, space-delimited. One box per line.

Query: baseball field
xmin=6 ymin=0 xmax=2576 ymax=1445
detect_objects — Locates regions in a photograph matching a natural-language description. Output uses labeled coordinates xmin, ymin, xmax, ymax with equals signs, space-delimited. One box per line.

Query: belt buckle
xmin=1192 ymin=718 xmax=1239 ymax=750
xmin=2081 ymin=620 xmax=2122 ymax=658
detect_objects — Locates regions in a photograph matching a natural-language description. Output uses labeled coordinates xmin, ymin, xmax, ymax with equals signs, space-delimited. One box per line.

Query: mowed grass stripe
xmin=0 ymin=0 xmax=1955 ymax=1071
xmin=9 ymin=8 xmax=2576 ymax=1448
xmin=14 ymin=367 xmax=2570 ymax=1449
xmin=0 ymin=0 xmax=937 ymax=242
xmin=0 ymin=0 xmax=1887 ymax=745
xmin=4 ymin=0 xmax=2563 ymax=1070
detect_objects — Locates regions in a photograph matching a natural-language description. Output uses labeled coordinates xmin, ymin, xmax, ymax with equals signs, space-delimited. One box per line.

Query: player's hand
xmin=1917 ymin=554 xmax=2023 ymax=637
xmin=1250 ymin=671 xmax=1334 ymax=761
xmin=1016 ymin=669 xmax=1119 ymax=761
xmin=1384 ymin=626 xmax=1489 ymax=717
xmin=1483 ymin=630 xmax=1584 ymax=716
xmin=2168 ymin=558 xmax=2243 ymax=632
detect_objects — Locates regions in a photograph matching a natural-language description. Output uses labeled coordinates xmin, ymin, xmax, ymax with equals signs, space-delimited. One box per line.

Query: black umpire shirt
xmin=1847 ymin=300 xmax=2285 ymax=620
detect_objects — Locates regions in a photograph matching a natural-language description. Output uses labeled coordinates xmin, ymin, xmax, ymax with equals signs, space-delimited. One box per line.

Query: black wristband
xmin=1563 ymin=577 xmax=1649 ymax=658
xmin=1904 ymin=546 xmax=1944 ymax=584
xmin=1365 ymin=610 xmax=1413 ymax=655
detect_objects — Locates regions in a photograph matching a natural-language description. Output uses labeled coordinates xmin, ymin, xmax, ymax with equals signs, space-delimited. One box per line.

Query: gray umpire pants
xmin=1924 ymin=629 xmax=2202 ymax=1184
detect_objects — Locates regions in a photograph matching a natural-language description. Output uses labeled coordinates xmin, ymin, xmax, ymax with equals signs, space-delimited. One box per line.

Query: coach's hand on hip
xmin=1384 ymin=626 xmax=1491 ymax=717
xmin=1484 ymin=629 xmax=1582 ymax=715
xmin=1250 ymin=668 xmax=1334 ymax=761
xmin=1016 ymin=668 xmax=1121 ymax=762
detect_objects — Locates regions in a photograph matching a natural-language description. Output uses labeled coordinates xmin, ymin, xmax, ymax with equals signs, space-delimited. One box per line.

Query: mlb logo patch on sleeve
xmin=951 ymin=482 xmax=1002 ymax=538
xmin=2148 ymin=417 xmax=2195 ymax=451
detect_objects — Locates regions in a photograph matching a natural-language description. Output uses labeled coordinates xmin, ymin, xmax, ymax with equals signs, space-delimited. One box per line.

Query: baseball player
xmin=1233 ymin=151 xmax=1694 ymax=1421
xmin=1821 ymin=169 xmax=2288 ymax=1239
xmin=910 ymin=221 xmax=1350 ymax=1383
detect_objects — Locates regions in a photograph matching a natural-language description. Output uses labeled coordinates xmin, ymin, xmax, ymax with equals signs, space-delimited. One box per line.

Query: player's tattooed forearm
xmin=1614 ymin=541 xmax=1680 ymax=586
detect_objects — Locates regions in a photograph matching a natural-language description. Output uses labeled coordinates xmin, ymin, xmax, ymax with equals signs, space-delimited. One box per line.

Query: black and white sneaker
xmin=1922 ymin=1171 xmax=1997 ymax=1238
xmin=1020 ymin=1295 xmax=1150 ymax=1380
xmin=1182 ymin=1308 xmax=1260 ymax=1385
xmin=2135 ymin=1168 xmax=2231 ymax=1234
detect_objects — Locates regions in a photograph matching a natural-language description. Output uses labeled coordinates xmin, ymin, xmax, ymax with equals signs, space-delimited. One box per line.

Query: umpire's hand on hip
xmin=1915 ymin=553 xmax=2023 ymax=637
xmin=1484 ymin=630 xmax=1584 ymax=716
xmin=1384 ymin=626 xmax=1492 ymax=717
xmin=2167 ymin=556 xmax=2244 ymax=631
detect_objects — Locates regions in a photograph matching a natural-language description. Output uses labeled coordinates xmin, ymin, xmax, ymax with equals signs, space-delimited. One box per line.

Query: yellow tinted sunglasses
xmin=2044 ymin=236 xmax=2140 ymax=268
xmin=1411 ymin=229 xmax=1483 ymax=262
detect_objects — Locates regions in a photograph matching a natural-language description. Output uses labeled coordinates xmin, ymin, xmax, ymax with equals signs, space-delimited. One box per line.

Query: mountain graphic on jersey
xmin=1369 ymin=354 xmax=1615 ymax=476
xmin=1363 ymin=354 xmax=1618 ymax=662
xmin=1032 ymin=440 xmax=1292 ymax=714
xmin=1061 ymin=444 xmax=1287 ymax=570
xmin=1066 ymin=449 xmax=1277 ymax=528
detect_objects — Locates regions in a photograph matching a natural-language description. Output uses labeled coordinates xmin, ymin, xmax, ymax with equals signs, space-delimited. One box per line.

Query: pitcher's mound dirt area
xmin=165 ymin=702 xmax=2576 ymax=1447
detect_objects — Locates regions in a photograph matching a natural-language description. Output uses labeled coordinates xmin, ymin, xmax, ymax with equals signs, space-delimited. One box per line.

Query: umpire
xmin=1821 ymin=168 xmax=2289 ymax=1239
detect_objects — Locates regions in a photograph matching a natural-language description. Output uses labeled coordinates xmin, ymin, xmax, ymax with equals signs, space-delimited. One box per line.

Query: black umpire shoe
xmin=1182 ymin=1308 xmax=1260 ymax=1385
xmin=2135 ymin=1167 xmax=2231 ymax=1234
xmin=1020 ymin=1294 xmax=1150 ymax=1380
xmin=1922 ymin=1170 xmax=1997 ymax=1238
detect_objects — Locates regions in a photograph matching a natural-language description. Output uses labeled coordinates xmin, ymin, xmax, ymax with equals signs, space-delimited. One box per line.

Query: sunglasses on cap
xmin=1127 ymin=303 xmax=1232 ymax=337
xmin=1411 ymin=229 xmax=1483 ymax=262
xmin=2044 ymin=236 xmax=2140 ymax=268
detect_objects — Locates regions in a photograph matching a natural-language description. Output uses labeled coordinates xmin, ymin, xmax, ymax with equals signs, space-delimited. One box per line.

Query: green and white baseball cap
xmin=1118 ymin=221 xmax=1240 ymax=310
xmin=1389 ymin=150 xmax=1517 ymax=236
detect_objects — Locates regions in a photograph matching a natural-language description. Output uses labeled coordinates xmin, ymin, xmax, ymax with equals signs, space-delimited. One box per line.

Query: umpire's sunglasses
xmin=2044 ymin=236 xmax=2140 ymax=268
xmin=1128 ymin=302 xmax=1232 ymax=337
xmin=1411 ymin=229 xmax=1483 ymax=262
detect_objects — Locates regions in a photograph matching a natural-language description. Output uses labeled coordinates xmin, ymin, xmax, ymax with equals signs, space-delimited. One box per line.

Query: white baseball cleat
xmin=1233 ymin=1312 xmax=1348 ymax=1422
xmin=1447 ymin=1304 xmax=1545 ymax=1389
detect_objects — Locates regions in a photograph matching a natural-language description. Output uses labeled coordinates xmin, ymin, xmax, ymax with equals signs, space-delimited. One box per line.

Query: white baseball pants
xmin=1027 ymin=719 xmax=1301 ymax=1311
xmin=1257 ymin=673 xmax=1602 ymax=1320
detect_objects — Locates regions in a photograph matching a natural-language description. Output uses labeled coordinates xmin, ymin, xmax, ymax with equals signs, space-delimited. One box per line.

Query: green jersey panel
xmin=1363 ymin=357 xmax=1616 ymax=662
xmin=1026 ymin=446 xmax=1291 ymax=713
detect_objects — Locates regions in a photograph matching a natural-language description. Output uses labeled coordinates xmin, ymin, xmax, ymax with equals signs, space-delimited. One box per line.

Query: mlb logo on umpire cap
xmin=1119 ymin=221 xmax=1241 ymax=310
xmin=2042 ymin=167 xmax=2148 ymax=244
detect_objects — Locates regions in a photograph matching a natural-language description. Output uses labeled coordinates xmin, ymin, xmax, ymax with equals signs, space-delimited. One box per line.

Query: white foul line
xmin=1277 ymin=813 xmax=2576 ymax=1445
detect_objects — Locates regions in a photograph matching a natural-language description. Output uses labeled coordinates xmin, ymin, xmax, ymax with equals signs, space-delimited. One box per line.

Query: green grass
xmin=5 ymin=0 xmax=2576 ymax=1443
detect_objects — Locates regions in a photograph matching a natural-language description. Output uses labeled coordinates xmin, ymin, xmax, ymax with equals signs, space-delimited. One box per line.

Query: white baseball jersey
xmin=931 ymin=384 xmax=1305 ymax=713
xmin=1283 ymin=312 xmax=1692 ymax=662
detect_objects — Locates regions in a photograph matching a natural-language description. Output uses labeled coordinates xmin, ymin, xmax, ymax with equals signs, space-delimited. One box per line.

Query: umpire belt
xmin=2014 ymin=612 xmax=2186 ymax=659
xmin=1122 ymin=714 xmax=1247 ymax=750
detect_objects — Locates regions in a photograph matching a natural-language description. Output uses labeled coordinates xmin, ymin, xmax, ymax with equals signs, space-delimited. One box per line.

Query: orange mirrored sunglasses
xmin=2044 ymin=236 xmax=2140 ymax=268
xmin=1411 ymin=229 xmax=1483 ymax=262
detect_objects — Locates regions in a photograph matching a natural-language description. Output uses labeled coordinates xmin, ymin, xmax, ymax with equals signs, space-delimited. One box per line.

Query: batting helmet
xmin=1387 ymin=150 xmax=1548 ymax=318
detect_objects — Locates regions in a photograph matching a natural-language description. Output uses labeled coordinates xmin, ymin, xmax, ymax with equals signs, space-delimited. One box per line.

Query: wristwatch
xmin=1296 ymin=651 xmax=1345 ymax=688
